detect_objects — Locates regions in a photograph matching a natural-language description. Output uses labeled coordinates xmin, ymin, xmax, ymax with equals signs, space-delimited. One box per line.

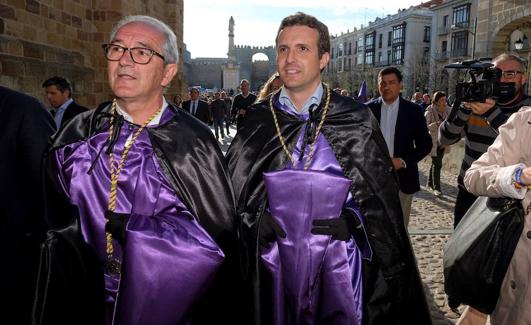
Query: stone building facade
xmin=325 ymin=7 xmax=434 ymax=98
xmin=429 ymin=0 xmax=531 ymax=98
xmin=0 ymin=0 xmax=185 ymax=108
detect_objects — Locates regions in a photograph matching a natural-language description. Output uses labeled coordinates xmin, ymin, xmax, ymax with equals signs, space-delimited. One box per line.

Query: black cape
xmin=34 ymin=103 xmax=240 ymax=324
xmin=226 ymin=90 xmax=433 ymax=325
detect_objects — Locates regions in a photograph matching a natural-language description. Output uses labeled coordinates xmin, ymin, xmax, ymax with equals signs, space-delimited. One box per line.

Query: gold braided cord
xmin=106 ymin=99 xmax=163 ymax=258
xmin=269 ymin=83 xmax=331 ymax=170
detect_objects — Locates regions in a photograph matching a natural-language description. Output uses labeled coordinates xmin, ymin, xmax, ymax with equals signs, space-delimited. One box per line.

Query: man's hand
xmin=463 ymin=99 xmax=496 ymax=116
xmin=105 ymin=211 xmax=129 ymax=245
xmin=311 ymin=209 xmax=362 ymax=241
xmin=259 ymin=210 xmax=286 ymax=248
xmin=392 ymin=157 xmax=404 ymax=170
xmin=520 ymin=167 xmax=531 ymax=186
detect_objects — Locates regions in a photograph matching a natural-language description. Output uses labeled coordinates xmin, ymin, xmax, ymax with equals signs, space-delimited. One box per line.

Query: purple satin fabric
xmin=260 ymin=99 xmax=370 ymax=324
xmin=53 ymin=108 xmax=224 ymax=325
xmin=264 ymin=169 xmax=357 ymax=324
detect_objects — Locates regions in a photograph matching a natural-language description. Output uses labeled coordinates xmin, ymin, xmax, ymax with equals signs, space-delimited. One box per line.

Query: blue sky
xmin=184 ymin=0 xmax=423 ymax=59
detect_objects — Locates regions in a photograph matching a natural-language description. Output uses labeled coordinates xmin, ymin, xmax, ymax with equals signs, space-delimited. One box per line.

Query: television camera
xmin=444 ymin=59 xmax=515 ymax=103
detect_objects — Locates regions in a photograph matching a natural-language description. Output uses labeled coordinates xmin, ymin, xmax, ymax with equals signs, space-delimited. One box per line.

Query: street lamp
xmin=513 ymin=34 xmax=530 ymax=95
xmin=515 ymin=38 xmax=524 ymax=50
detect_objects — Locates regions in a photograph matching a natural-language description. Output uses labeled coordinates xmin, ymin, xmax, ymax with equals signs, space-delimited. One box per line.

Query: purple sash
xmin=113 ymin=213 xmax=224 ymax=324
xmin=262 ymin=169 xmax=362 ymax=325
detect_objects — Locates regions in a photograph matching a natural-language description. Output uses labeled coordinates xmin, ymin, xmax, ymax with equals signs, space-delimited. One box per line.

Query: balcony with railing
xmin=451 ymin=21 xmax=471 ymax=32
xmin=392 ymin=38 xmax=405 ymax=46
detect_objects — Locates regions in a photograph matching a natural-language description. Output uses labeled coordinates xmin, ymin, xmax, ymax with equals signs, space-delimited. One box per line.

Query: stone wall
xmin=186 ymin=62 xmax=223 ymax=89
xmin=0 ymin=0 xmax=185 ymax=108
xmin=476 ymin=0 xmax=531 ymax=57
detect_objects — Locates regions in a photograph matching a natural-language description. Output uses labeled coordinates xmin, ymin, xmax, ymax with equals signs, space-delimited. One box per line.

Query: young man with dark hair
xmin=227 ymin=12 xmax=431 ymax=325
xmin=42 ymin=76 xmax=88 ymax=128
xmin=367 ymin=67 xmax=432 ymax=226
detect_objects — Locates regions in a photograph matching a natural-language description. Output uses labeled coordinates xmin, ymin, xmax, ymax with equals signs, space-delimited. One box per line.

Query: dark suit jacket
xmin=0 ymin=86 xmax=56 ymax=322
xmin=367 ymin=96 xmax=432 ymax=194
xmin=60 ymin=101 xmax=88 ymax=128
xmin=182 ymin=99 xmax=210 ymax=124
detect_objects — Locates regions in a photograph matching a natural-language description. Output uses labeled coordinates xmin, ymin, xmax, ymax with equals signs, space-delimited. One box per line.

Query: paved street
xmin=215 ymin=125 xmax=463 ymax=324
xmin=413 ymin=159 xmax=463 ymax=324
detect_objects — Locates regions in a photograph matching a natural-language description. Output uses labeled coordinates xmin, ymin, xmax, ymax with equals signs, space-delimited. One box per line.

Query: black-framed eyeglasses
xmin=501 ymin=70 xmax=524 ymax=78
xmin=102 ymin=44 xmax=165 ymax=65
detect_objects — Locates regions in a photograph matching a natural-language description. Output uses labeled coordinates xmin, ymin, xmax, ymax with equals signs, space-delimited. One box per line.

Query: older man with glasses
xmin=34 ymin=15 xmax=239 ymax=325
xmin=440 ymin=53 xmax=531 ymax=229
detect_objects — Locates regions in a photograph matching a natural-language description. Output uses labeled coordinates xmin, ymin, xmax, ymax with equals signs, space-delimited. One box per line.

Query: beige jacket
xmin=425 ymin=104 xmax=451 ymax=156
xmin=463 ymin=106 xmax=531 ymax=325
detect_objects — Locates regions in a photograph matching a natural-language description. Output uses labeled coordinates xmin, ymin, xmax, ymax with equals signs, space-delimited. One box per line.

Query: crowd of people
xmin=1 ymin=10 xmax=531 ymax=325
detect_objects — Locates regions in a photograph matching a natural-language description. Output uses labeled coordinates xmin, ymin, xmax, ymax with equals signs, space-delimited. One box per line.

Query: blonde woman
xmin=257 ymin=73 xmax=283 ymax=102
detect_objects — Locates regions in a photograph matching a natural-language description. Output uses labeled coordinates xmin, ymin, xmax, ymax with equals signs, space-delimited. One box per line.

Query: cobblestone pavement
xmin=413 ymin=159 xmax=463 ymax=324
xmin=215 ymin=125 xmax=462 ymax=324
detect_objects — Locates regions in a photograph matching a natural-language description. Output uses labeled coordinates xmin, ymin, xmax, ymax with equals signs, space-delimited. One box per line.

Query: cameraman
xmin=439 ymin=53 xmax=531 ymax=228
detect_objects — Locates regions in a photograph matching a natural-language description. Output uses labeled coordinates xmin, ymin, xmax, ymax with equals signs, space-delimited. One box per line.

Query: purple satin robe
xmin=260 ymin=101 xmax=372 ymax=325
xmin=53 ymin=108 xmax=224 ymax=325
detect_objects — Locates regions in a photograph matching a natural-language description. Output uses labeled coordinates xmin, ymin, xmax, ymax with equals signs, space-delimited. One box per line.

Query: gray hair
xmin=109 ymin=15 xmax=179 ymax=64
xmin=493 ymin=53 xmax=527 ymax=70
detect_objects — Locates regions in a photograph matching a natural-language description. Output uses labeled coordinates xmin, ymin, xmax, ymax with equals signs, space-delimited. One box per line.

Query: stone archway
xmin=490 ymin=12 xmax=531 ymax=56
xmin=489 ymin=6 xmax=531 ymax=94
xmin=251 ymin=53 xmax=272 ymax=91
xmin=234 ymin=45 xmax=277 ymax=90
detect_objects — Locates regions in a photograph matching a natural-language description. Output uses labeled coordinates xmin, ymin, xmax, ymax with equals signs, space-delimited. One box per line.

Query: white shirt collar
xmin=279 ymin=83 xmax=323 ymax=115
xmin=115 ymin=97 xmax=168 ymax=126
xmin=382 ymin=96 xmax=400 ymax=109
xmin=58 ymin=98 xmax=74 ymax=111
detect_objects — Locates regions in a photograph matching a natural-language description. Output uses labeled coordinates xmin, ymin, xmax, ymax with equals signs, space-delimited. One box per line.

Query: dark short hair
xmin=378 ymin=67 xmax=403 ymax=83
xmin=275 ymin=12 xmax=330 ymax=58
xmin=433 ymin=91 xmax=446 ymax=103
xmin=42 ymin=76 xmax=72 ymax=96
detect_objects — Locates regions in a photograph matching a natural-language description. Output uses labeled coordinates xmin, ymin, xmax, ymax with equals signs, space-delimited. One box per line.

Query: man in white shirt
xmin=367 ymin=67 xmax=432 ymax=226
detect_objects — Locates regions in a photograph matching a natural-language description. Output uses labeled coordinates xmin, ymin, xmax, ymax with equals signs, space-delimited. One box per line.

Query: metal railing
xmin=451 ymin=21 xmax=470 ymax=31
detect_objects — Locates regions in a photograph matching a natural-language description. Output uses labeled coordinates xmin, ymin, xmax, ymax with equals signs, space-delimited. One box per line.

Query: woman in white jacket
xmin=462 ymin=106 xmax=531 ymax=324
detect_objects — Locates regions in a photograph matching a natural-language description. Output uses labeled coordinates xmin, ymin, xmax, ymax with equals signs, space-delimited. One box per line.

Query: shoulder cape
xmin=226 ymin=89 xmax=433 ymax=325
xmin=34 ymin=103 xmax=240 ymax=324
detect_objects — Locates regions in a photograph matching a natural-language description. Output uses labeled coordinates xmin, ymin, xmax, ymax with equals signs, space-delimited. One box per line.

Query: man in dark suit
xmin=42 ymin=76 xmax=88 ymax=129
xmin=367 ymin=67 xmax=432 ymax=227
xmin=0 ymin=86 xmax=56 ymax=323
xmin=182 ymin=87 xmax=210 ymax=124
xmin=210 ymin=91 xmax=227 ymax=140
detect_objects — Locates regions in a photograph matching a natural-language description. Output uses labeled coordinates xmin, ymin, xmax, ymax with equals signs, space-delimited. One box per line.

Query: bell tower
xmin=228 ymin=16 xmax=235 ymax=60
xmin=223 ymin=16 xmax=240 ymax=91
